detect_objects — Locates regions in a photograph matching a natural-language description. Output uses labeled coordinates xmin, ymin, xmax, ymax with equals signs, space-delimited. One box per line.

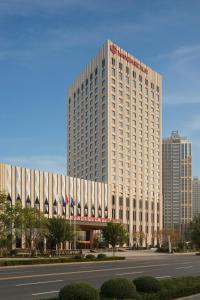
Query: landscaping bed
xmin=0 ymin=254 xmax=125 ymax=266
xmin=43 ymin=275 xmax=200 ymax=300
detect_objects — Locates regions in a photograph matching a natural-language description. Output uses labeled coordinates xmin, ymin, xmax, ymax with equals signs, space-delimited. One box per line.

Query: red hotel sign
xmin=68 ymin=216 xmax=120 ymax=223
xmin=110 ymin=44 xmax=148 ymax=74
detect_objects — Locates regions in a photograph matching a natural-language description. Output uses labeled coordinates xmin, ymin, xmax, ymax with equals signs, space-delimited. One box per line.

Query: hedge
xmin=39 ymin=276 xmax=200 ymax=300
xmin=100 ymin=277 xmax=141 ymax=299
xmin=133 ymin=276 xmax=161 ymax=293
xmin=59 ymin=282 xmax=99 ymax=300
xmin=0 ymin=256 xmax=125 ymax=266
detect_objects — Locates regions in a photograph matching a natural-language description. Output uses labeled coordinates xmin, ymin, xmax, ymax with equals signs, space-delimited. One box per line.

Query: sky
xmin=0 ymin=0 xmax=200 ymax=176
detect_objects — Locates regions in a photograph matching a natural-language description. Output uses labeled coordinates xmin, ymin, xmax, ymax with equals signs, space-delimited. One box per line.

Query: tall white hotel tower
xmin=67 ymin=41 xmax=162 ymax=245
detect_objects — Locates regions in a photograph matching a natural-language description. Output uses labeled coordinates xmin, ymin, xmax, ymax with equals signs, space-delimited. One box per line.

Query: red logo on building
xmin=110 ymin=44 xmax=148 ymax=74
xmin=110 ymin=44 xmax=117 ymax=55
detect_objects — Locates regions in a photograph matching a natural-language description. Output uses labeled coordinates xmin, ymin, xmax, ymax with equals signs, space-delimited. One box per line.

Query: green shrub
xmin=9 ymin=249 xmax=17 ymax=256
xmin=100 ymin=277 xmax=140 ymax=299
xmin=59 ymin=282 xmax=99 ymax=300
xmin=97 ymin=253 xmax=107 ymax=259
xmin=160 ymin=276 xmax=200 ymax=299
xmin=86 ymin=254 xmax=96 ymax=259
xmin=133 ymin=276 xmax=161 ymax=293
xmin=73 ymin=254 xmax=85 ymax=259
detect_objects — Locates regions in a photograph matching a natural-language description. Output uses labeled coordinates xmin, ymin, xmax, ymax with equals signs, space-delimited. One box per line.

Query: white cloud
xmin=160 ymin=44 xmax=200 ymax=105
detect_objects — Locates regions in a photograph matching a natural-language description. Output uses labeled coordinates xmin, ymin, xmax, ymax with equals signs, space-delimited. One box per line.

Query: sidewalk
xmin=178 ymin=294 xmax=200 ymax=299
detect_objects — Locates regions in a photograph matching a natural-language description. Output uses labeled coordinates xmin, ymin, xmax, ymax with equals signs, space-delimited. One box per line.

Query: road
xmin=0 ymin=253 xmax=200 ymax=299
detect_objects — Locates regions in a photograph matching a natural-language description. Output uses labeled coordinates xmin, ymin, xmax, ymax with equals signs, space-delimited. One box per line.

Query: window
xmin=112 ymin=68 xmax=115 ymax=76
xmin=112 ymin=58 xmax=115 ymax=65
xmin=102 ymin=59 xmax=105 ymax=67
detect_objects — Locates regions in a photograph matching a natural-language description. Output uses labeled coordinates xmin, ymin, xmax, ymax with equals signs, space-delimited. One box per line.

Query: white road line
xmin=116 ymin=271 xmax=143 ymax=276
xmin=32 ymin=290 xmax=59 ymax=296
xmin=156 ymin=276 xmax=171 ymax=279
xmin=0 ymin=263 xmax=169 ymax=281
xmin=176 ymin=266 xmax=192 ymax=270
xmin=16 ymin=279 xmax=63 ymax=286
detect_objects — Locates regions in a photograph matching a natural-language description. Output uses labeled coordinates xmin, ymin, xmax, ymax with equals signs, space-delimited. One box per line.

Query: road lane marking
xmin=116 ymin=271 xmax=143 ymax=276
xmin=32 ymin=290 xmax=59 ymax=296
xmin=176 ymin=266 xmax=192 ymax=270
xmin=16 ymin=279 xmax=63 ymax=286
xmin=0 ymin=263 xmax=169 ymax=281
xmin=156 ymin=276 xmax=171 ymax=279
xmin=0 ymin=271 xmax=33 ymax=275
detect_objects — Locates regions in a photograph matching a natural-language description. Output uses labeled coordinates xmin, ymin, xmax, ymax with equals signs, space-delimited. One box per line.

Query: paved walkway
xmin=178 ymin=294 xmax=200 ymax=299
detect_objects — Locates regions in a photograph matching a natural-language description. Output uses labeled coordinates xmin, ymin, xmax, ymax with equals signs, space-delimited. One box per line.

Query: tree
xmin=20 ymin=207 xmax=48 ymax=256
xmin=190 ymin=214 xmax=200 ymax=249
xmin=102 ymin=222 xmax=128 ymax=256
xmin=0 ymin=192 xmax=14 ymax=256
xmin=47 ymin=217 xmax=74 ymax=253
xmin=159 ymin=228 xmax=181 ymax=252
xmin=132 ymin=231 xmax=145 ymax=248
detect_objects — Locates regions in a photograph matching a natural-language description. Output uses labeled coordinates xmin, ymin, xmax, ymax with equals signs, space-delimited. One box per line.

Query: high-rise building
xmin=163 ymin=131 xmax=192 ymax=232
xmin=192 ymin=177 xmax=200 ymax=218
xmin=67 ymin=40 xmax=162 ymax=245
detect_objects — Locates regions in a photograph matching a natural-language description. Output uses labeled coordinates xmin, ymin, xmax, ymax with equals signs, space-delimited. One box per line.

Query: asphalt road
xmin=0 ymin=253 xmax=200 ymax=299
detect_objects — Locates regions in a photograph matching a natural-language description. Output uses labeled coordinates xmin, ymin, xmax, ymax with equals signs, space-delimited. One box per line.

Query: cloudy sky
xmin=0 ymin=0 xmax=200 ymax=175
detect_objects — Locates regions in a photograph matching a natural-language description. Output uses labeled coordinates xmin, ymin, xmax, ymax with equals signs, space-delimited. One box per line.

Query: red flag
xmin=66 ymin=195 xmax=69 ymax=205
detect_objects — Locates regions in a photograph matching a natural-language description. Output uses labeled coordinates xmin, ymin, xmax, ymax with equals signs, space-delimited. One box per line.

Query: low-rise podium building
xmin=0 ymin=162 xmax=110 ymax=247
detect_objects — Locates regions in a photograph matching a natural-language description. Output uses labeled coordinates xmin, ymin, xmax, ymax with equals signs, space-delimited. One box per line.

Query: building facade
xmin=67 ymin=40 xmax=163 ymax=245
xmin=163 ymin=131 xmax=192 ymax=232
xmin=192 ymin=177 xmax=200 ymax=218
xmin=0 ymin=163 xmax=110 ymax=230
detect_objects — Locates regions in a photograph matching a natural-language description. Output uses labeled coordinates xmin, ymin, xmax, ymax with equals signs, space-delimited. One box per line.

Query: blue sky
xmin=0 ymin=0 xmax=200 ymax=176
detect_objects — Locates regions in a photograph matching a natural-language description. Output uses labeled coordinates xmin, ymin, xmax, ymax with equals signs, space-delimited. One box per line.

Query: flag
xmin=66 ymin=195 xmax=69 ymax=205
xmin=70 ymin=196 xmax=75 ymax=207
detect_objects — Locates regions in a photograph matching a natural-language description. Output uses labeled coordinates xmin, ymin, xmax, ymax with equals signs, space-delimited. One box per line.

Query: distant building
xmin=162 ymin=131 xmax=192 ymax=232
xmin=192 ymin=177 xmax=200 ymax=218
xmin=67 ymin=40 xmax=163 ymax=246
